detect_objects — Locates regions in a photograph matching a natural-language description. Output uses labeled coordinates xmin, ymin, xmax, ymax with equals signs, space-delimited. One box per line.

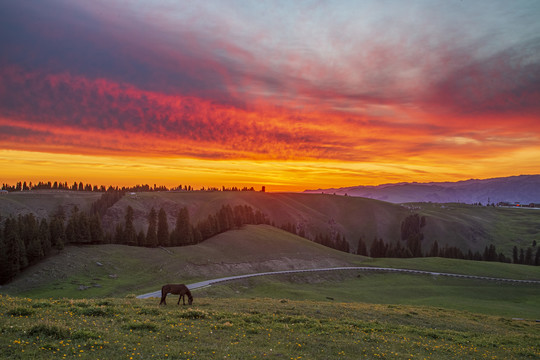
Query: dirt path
xmin=136 ymin=266 xmax=540 ymax=299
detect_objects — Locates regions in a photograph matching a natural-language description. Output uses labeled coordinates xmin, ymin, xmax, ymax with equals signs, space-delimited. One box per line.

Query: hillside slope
xmin=0 ymin=190 xmax=101 ymax=218
xmin=0 ymin=225 xmax=364 ymax=298
xmin=99 ymin=191 xmax=409 ymax=252
xmin=2 ymin=190 xmax=539 ymax=255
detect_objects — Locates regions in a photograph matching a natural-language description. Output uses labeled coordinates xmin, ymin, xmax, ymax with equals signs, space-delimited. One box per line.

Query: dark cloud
xmin=422 ymin=38 xmax=540 ymax=117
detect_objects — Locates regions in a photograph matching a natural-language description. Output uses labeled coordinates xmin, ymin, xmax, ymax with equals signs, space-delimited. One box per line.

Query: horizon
xmin=2 ymin=1 xmax=540 ymax=192
xmin=2 ymin=173 xmax=538 ymax=194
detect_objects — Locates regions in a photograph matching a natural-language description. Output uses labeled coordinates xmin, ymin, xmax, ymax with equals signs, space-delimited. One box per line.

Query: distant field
xmin=414 ymin=202 xmax=540 ymax=254
xmin=196 ymin=270 xmax=540 ymax=319
xmin=1 ymin=295 xmax=538 ymax=359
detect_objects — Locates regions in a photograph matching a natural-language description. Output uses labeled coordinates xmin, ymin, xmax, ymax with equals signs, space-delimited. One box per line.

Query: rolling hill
xmin=0 ymin=225 xmax=364 ymax=298
xmin=304 ymin=174 xmax=540 ymax=204
xmin=1 ymin=190 xmax=539 ymax=255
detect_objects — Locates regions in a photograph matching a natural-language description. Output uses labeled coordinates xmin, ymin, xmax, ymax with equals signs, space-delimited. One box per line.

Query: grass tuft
xmin=28 ymin=324 xmax=69 ymax=339
xmin=7 ymin=307 xmax=34 ymax=316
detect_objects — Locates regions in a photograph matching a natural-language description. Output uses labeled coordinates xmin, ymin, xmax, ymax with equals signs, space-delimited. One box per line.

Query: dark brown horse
xmin=159 ymin=284 xmax=193 ymax=305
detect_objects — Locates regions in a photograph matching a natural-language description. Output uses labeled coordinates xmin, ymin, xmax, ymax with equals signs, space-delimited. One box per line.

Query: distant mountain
xmin=304 ymin=175 xmax=540 ymax=204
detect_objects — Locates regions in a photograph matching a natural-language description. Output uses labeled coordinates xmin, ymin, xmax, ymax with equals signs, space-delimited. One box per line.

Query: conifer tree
xmin=157 ymin=208 xmax=169 ymax=246
xmin=89 ymin=214 xmax=104 ymax=244
xmin=172 ymin=207 xmax=193 ymax=246
xmin=39 ymin=218 xmax=51 ymax=256
xmin=49 ymin=217 xmax=66 ymax=250
xmin=124 ymin=206 xmax=136 ymax=246
xmin=356 ymin=236 xmax=367 ymax=255
xmin=146 ymin=207 xmax=158 ymax=247
xmin=429 ymin=240 xmax=439 ymax=257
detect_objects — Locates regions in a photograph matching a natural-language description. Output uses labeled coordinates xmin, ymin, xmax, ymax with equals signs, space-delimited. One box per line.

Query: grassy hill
xmin=1 ymin=190 xmax=539 ymax=257
xmin=0 ymin=225 xmax=364 ymax=299
xmin=101 ymin=191 xmax=409 ymax=252
xmin=413 ymin=202 xmax=540 ymax=254
xmin=102 ymin=191 xmax=540 ymax=254
xmin=0 ymin=190 xmax=101 ymax=219
xmin=2 ymin=224 xmax=539 ymax=318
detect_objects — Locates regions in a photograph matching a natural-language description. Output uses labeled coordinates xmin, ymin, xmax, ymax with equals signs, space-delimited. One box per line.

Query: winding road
xmin=136 ymin=266 xmax=540 ymax=299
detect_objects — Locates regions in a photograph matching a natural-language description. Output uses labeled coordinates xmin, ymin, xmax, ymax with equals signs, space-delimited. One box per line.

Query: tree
xmin=21 ymin=214 xmax=42 ymax=264
xmin=39 ymin=218 xmax=52 ymax=256
xmin=157 ymin=208 xmax=169 ymax=246
xmin=429 ymin=240 xmax=439 ymax=257
xmin=400 ymin=214 xmax=425 ymax=257
xmin=172 ymin=207 xmax=193 ymax=246
xmin=49 ymin=216 xmax=66 ymax=250
xmin=1 ymin=218 xmax=23 ymax=283
xmin=512 ymin=246 xmax=519 ymax=264
xmin=525 ymin=247 xmax=533 ymax=265
xmin=356 ymin=236 xmax=367 ymax=256
xmin=146 ymin=207 xmax=158 ymax=247
xmin=124 ymin=206 xmax=136 ymax=246
xmin=89 ymin=214 xmax=104 ymax=244
xmin=369 ymin=238 xmax=387 ymax=258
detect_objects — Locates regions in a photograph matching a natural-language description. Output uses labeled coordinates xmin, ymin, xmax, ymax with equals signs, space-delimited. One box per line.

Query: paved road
xmin=136 ymin=266 xmax=540 ymax=299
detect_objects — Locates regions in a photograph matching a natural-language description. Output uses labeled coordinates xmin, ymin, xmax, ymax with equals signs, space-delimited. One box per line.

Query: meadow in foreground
xmin=1 ymin=294 xmax=538 ymax=359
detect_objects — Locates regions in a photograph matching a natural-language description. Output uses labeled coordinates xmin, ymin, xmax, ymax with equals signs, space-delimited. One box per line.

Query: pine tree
xmin=23 ymin=214 xmax=43 ymax=264
xmin=0 ymin=222 xmax=10 ymax=283
xmin=89 ymin=214 xmax=104 ymax=244
xmin=172 ymin=207 xmax=193 ymax=246
xmin=525 ymin=247 xmax=533 ymax=265
xmin=429 ymin=240 xmax=439 ymax=257
xmin=2 ymin=218 xmax=22 ymax=282
xmin=49 ymin=217 xmax=65 ymax=250
xmin=513 ymin=246 xmax=519 ymax=264
xmin=39 ymin=218 xmax=51 ymax=256
xmin=124 ymin=206 xmax=136 ymax=246
xmin=146 ymin=207 xmax=158 ymax=247
xmin=356 ymin=236 xmax=367 ymax=256
xmin=157 ymin=208 xmax=169 ymax=246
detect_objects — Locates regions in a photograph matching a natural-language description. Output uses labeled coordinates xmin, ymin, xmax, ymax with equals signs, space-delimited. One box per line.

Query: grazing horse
xmin=160 ymin=284 xmax=193 ymax=306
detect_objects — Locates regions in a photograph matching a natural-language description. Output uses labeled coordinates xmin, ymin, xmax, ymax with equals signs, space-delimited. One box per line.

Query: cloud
xmin=1 ymin=0 xmax=539 ymax=179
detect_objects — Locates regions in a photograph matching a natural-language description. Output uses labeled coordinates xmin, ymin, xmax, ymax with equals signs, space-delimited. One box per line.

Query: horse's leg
xmin=160 ymin=294 xmax=167 ymax=305
xmin=177 ymin=295 xmax=181 ymax=305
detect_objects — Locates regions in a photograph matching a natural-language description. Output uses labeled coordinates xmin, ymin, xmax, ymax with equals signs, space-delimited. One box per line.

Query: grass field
xmin=195 ymin=271 xmax=540 ymax=319
xmin=1 ymin=295 xmax=538 ymax=359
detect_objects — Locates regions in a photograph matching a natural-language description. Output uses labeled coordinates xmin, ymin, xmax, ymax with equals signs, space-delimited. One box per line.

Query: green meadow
xmin=1 ymin=295 xmax=539 ymax=360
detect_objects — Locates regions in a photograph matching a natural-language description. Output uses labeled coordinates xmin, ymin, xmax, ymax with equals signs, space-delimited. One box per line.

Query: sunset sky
xmin=1 ymin=0 xmax=539 ymax=191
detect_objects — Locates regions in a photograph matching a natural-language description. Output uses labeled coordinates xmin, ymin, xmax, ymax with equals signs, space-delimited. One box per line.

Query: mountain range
xmin=304 ymin=175 xmax=540 ymax=204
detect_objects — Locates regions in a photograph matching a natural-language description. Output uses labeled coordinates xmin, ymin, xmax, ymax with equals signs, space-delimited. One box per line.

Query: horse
xmin=159 ymin=284 xmax=193 ymax=306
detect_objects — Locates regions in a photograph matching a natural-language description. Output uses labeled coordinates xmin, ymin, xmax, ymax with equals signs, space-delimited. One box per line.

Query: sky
xmin=1 ymin=0 xmax=539 ymax=191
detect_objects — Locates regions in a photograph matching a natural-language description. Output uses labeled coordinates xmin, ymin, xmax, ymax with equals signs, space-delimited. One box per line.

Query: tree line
xmin=1 ymin=181 xmax=265 ymax=193
xmin=0 ymin=199 xmax=270 ymax=283
xmin=355 ymin=214 xmax=540 ymax=266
